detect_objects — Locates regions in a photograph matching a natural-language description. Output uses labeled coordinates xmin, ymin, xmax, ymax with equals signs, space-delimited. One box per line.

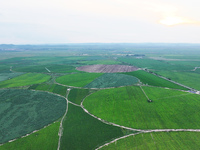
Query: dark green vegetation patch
xmin=0 ymin=122 xmax=60 ymax=150
xmin=84 ymin=73 xmax=139 ymax=88
xmin=29 ymin=84 xmax=68 ymax=97
xmin=0 ymin=73 xmax=51 ymax=88
xmin=101 ymin=132 xmax=200 ymax=150
xmin=60 ymin=103 xmax=132 ymax=150
xmin=56 ymin=73 xmax=103 ymax=87
xmin=68 ymin=88 xmax=94 ymax=105
xmin=84 ymin=86 xmax=200 ymax=129
xmin=0 ymin=73 xmax=24 ymax=82
xmin=0 ymin=89 xmax=66 ymax=144
xmin=122 ymin=70 xmax=188 ymax=90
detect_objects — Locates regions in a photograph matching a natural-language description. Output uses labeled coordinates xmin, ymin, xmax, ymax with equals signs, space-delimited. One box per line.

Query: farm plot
xmin=0 ymin=73 xmax=24 ymax=82
xmin=60 ymin=103 xmax=133 ymax=150
xmin=76 ymin=65 xmax=138 ymax=73
xmin=155 ymin=70 xmax=200 ymax=90
xmin=83 ymin=86 xmax=200 ymax=129
xmin=67 ymin=88 xmax=95 ymax=105
xmin=84 ymin=73 xmax=139 ymax=88
xmin=0 ymin=122 xmax=60 ymax=150
xmin=122 ymin=70 xmax=188 ymax=90
xmin=0 ymin=73 xmax=51 ymax=88
xmin=13 ymin=64 xmax=77 ymax=73
xmin=56 ymin=73 xmax=103 ymax=87
xmin=29 ymin=84 xmax=68 ymax=97
xmin=0 ymin=89 xmax=66 ymax=144
xmin=100 ymin=132 xmax=200 ymax=150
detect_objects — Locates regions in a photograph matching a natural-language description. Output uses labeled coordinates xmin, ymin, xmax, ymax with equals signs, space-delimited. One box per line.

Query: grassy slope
xmin=122 ymin=70 xmax=188 ymax=90
xmin=84 ymin=73 xmax=139 ymax=88
xmin=101 ymin=132 xmax=200 ymax=150
xmin=0 ymin=122 xmax=60 ymax=150
xmin=56 ymin=73 xmax=103 ymax=87
xmin=0 ymin=73 xmax=51 ymax=88
xmin=83 ymin=86 xmax=200 ymax=129
xmin=60 ymin=103 xmax=130 ymax=150
xmin=155 ymin=71 xmax=200 ymax=90
xmin=0 ymin=73 xmax=24 ymax=82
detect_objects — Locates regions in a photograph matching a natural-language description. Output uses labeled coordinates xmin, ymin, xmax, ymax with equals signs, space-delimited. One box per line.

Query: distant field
xmin=101 ymin=132 xmax=200 ymax=150
xmin=56 ymin=73 xmax=103 ymax=87
xmin=78 ymin=60 xmax=121 ymax=65
xmin=122 ymin=70 xmax=188 ymax=90
xmin=60 ymin=103 xmax=131 ymax=150
xmin=0 ymin=73 xmax=24 ymax=82
xmin=84 ymin=73 xmax=139 ymax=88
xmin=155 ymin=71 xmax=200 ymax=90
xmin=29 ymin=84 xmax=68 ymax=97
xmin=68 ymin=88 xmax=93 ymax=105
xmin=84 ymin=86 xmax=200 ymax=129
xmin=0 ymin=122 xmax=60 ymax=150
xmin=13 ymin=64 xmax=77 ymax=73
xmin=0 ymin=73 xmax=51 ymax=88
xmin=118 ymin=57 xmax=193 ymax=71
xmin=0 ymin=89 xmax=66 ymax=144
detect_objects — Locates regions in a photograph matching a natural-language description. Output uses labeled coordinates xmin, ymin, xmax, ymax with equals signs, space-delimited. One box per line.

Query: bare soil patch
xmin=76 ymin=65 xmax=138 ymax=73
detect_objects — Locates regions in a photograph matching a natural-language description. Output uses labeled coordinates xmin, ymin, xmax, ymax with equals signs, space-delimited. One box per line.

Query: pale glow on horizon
xmin=0 ymin=0 xmax=200 ymax=44
xmin=159 ymin=16 xmax=192 ymax=26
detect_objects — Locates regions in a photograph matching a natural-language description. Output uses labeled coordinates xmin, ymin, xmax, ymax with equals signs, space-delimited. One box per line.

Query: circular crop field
xmin=0 ymin=89 xmax=66 ymax=144
xmin=76 ymin=65 xmax=138 ymax=73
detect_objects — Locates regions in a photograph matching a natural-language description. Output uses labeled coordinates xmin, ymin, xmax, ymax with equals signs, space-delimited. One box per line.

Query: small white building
xmin=196 ymin=91 xmax=200 ymax=94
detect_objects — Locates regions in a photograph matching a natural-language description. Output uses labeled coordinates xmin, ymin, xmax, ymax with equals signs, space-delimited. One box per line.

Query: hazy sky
xmin=0 ymin=0 xmax=200 ymax=44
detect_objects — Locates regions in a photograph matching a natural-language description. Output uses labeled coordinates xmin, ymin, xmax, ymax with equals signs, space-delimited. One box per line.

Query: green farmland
xmin=122 ymin=70 xmax=188 ymax=90
xmin=0 ymin=89 xmax=66 ymax=144
xmin=0 ymin=73 xmax=51 ymax=88
xmin=60 ymin=103 xmax=133 ymax=150
xmin=56 ymin=73 xmax=103 ymax=87
xmin=1 ymin=44 xmax=200 ymax=150
xmin=101 ymin=132 xmax=200 ymax=150
xmin=83 ymin=86 xmax=200 ymax=129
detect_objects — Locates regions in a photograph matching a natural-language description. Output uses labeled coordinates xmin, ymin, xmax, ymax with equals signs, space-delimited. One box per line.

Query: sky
xmin=0 ymin=0 xmax=200 ymax=44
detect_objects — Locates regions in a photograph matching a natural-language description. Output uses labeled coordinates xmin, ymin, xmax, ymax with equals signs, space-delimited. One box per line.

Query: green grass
xmin=0 ymin=73 xmax=24 ymax=82
xmin=60 ymin=103 xmax=132 ymax=150
xmin=0 ymin=73 xmax=51 ymax=88
xmin=0 ymin=121 xmax=60 ymax=150
xmin=101 ymin=132 xmax=200 ymax=150
xmin=29 ymin=84 xmax=68 ymax=97
xmin=84 ymin=73 xmax=139 ymax=88
xmin=68 ymin=88 xmax=94 ymax=105
xmin=122 ymin=70 xmax=188 ymax=90
xmin=83 ymin=86 xmax=200 ymax=129
xmin=0 ymin=89 xmax=66 ymax=144
xmin=155 ymin=71 xmax=200 ymax=90
xmin=56 ymin=73 xmax=103 ymax=87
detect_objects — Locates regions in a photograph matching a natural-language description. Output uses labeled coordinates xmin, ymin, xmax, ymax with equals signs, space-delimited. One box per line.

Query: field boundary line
xmin=81 ymin=95 xmax=142 ymax=132
xmin=96 ymin=129 xmax=200 ymax=149
xmin=57 ymin=88 xmax=70 ymax=150
xmin=140 ymin=86 xmax=149 ymax=100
